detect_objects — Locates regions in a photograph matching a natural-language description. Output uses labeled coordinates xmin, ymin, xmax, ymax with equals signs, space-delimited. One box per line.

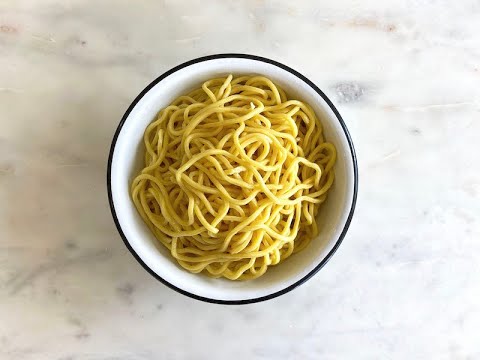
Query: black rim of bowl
xmin=107 ymin=53 xmax=358 ymax=305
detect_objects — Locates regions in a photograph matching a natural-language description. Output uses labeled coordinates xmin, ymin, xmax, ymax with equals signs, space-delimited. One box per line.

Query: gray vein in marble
xmin=6 ymin=249 xmax=112 ymax=295
xmin=331 ymin=82 xmax=368 ymax=103
xmin=116 ymin=282 xmax=136 ymax=305
xmin=382 ymin=101 xmax=480 ymax=112
xmin=67 ymin=317 xmax=90 ymax=340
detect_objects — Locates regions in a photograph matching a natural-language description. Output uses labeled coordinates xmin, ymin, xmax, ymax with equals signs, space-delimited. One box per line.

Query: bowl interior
xmin=109 ymin=57 xmax=356 ymax=302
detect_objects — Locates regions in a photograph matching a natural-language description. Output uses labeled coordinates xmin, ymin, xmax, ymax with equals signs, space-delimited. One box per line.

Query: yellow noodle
xmin=131 ymin=74 xmax=336 ymax=280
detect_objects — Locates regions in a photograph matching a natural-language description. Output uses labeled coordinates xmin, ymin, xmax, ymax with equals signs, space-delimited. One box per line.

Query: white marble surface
xmin=1 ymin=0 xmax=479 ymax=359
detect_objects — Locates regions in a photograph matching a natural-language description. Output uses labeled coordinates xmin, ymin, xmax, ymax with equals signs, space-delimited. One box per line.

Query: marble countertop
xmin=1 ymin=1 xmax=479 ymax=359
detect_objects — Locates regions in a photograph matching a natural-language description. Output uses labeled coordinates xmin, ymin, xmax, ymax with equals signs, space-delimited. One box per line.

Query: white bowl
xmin=107 ymin=54 xmax=358 ymax=304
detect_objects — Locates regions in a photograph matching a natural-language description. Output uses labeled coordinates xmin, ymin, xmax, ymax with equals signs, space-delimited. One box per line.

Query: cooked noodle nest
xmin=131 ymin=74 xmax=336 ymax=280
